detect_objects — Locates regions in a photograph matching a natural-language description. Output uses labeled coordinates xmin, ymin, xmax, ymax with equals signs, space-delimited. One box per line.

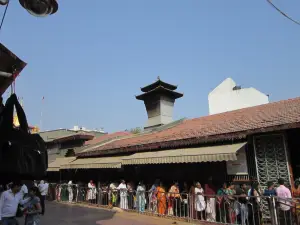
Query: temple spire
xmin=136 ymin=78 xmax=183 ymax=130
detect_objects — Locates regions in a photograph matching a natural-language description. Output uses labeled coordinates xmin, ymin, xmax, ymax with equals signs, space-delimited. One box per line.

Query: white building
xmin=71 ymin=125 xmax=105 ymax=133
xmin=208 ymin=78 xmax=269 ymax=115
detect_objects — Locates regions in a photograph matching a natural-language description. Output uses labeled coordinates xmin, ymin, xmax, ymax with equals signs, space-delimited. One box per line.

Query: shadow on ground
xmin=17 ymin=202 xmax=192 ymax=225
xmin=18 ymin=202 xmax=116 ymax=225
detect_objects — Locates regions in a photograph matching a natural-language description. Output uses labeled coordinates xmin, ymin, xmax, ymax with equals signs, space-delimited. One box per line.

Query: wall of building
xmin=208 ymin=78 xmax=269 ymax=115
xmin=160 ymin=96 xmax=175 ymax=125
xmin=144 ymin=96 xmax=175 ymax=129
xmin=47 ymin=139 xmax=86 ymax=163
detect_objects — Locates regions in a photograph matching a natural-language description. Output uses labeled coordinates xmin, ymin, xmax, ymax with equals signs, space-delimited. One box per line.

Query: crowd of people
xmin=55 ymin=177 xmax=296 ymax=225
xmin=1 ymin=177 xmax=295 ymax=225
xmin=0 ymin=180 xmax=49 ymax=225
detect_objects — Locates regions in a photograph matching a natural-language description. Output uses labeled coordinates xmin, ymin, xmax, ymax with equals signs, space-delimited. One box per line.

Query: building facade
xmin=40 ymin=128 xmax=106 ymax=163
xmin=48 ymin=79 xmax=300 ymax=201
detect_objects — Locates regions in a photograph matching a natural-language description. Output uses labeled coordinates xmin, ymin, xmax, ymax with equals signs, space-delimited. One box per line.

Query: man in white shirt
xmin=19 ymin=182 xmax=28 ymax=199
xmin=117 ymin=180 xmax=128 ymax=210
xmin=0 ymin=181 xmax=31 ymax=225
xmin=38 ymin=180 xmax=48 ymax=215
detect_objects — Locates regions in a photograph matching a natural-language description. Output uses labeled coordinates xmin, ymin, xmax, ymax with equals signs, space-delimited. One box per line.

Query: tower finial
xmin=157 ymin=76 xmax=160 ymax=80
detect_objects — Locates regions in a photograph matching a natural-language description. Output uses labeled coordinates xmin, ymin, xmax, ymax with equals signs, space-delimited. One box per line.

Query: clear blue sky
xmin=1 ymin=0 xmax=300 ymax=133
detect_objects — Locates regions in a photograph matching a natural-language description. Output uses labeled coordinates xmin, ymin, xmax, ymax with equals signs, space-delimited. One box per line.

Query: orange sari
xmin=157 ymin=186 xmax=167 ymax=215
xmin=293 ymin=188 xmax=300 ymax=220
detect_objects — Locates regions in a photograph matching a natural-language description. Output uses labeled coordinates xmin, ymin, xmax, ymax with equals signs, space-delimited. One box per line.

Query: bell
xmin=19 ymin=0 xmax=58 ymax=17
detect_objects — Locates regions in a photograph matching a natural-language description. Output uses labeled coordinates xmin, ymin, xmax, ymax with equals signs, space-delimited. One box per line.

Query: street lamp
xmin=19 ymin=0 xmax=58 ymax=17
xmin=0 ymin=0 xmax=8 ymax=5
xmin=0 ymin=0 xmax=58 ymax=17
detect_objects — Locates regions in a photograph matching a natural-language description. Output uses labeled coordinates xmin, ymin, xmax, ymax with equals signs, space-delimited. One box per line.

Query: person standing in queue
xmin=38 ymin=180 xmax=48 ymax=215
xmin=24 ymin=187 xmax=42 ymax=225
xmin=276 ymin=178 xmax=292 ymax=225
xmin=204 ymin=177 xmax=217 ymax=222
xmin=67 ymin=181 xmax=73 ymax=203
xmin=20 ymin=182 xmax=28 ymax=199
xmin=0 ymin=181 xmax=31 ymax=225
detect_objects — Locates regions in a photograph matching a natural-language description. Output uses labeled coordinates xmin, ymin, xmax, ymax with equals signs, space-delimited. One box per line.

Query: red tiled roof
xmin=85 ymin=131 xmax=131 ymax=145
xmin=51 ymin=133 xmax=94 ymax=143
xmin=78 ymin=97 xmax=300 ymax=157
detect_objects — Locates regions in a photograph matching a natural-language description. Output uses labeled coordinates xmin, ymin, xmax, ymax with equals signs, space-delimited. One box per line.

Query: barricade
xmin=53 ymin=184 xmax=300 ymax=225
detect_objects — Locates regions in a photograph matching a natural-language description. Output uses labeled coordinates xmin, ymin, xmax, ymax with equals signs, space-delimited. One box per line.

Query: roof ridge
xmin=188 ymin=96 xmax=300 ymax=122
xmin=85 ymin=131 xmax=131 ymax=145
xmin=136 ymin=85 xmax=184 ymax=98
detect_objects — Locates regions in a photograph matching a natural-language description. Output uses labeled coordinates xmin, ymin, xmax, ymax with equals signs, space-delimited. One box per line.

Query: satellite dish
xmin=19 ymin=0 xmax=58 ymax=17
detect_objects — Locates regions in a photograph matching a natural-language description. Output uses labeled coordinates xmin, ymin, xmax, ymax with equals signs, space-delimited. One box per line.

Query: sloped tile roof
xmin=78 ymin=97 xmax=300 ymax=157
xmin=49 ymin=132 xmax=94 ymax=143
xmin=76 ymin=131 xmax=132 ymax=154
xmin=85 ymin=131 xmax=131 ymax=145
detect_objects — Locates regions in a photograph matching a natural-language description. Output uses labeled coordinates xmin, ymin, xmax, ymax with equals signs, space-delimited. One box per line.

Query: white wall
xmin=208 ymin=78 xmax=269 ymax=115
xmin=145 ymin=96 xmax=175 ymax=128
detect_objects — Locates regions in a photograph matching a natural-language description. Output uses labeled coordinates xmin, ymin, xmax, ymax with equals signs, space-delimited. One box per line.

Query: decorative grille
xmin=253 ymin=133 xmax=290 ymax=220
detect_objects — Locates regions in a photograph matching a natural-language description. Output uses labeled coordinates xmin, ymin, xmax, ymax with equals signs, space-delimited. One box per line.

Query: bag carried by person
xmin=16 ymin=204 xmax=24 ymax=217
xmin=0 ymin=94 xmax=48 ymax=179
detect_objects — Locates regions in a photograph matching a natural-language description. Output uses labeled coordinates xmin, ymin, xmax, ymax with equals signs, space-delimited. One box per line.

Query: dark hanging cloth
xmin=61 ymin=185 xmax=68 ymax=201
xmin=0 ymin=94 xmax=48 ymax=180
xmin=72 ymin=186 xmax=77 ymax=202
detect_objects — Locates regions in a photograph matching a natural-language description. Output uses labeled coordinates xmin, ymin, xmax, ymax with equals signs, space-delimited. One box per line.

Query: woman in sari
xmin=157 ymin=182 xmax=167 ymax=215
xmin=216 ymin=182 xmax=227 ymax=223
xmin=136 ymin=181 xmax=146 ymax=212
xmin=24 ymin=186 xmax=42 ymax=225
xmin=195 ymin=182 xmax=206 ymax=220
xmin=168 ymin=182 xmax=181 ymax=216
xmin=55 ymin=184 xmax=61 ymax=201
xmin=248 ymin=182 xmax=262 ymax=225
xmin=109 ymin=182 xmax=118 ymax=207
xmin=225 ymin=183 xmax=236 ymax=224
xmin=293 ymin=180 xmax=300 ymax=223
xmin=149 ymin=180 xmax=159 ymax=213
xmin=189 ymin=183 xmax=197 ymax=219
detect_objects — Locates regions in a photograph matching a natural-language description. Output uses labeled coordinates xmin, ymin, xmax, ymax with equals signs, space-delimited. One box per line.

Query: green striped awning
xmin=122 ymin=143 xmax=246 ymax=165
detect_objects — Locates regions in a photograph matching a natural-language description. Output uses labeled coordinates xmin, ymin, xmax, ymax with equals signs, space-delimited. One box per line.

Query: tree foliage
xmin=129 ymin=127 xmax=143 ymax=134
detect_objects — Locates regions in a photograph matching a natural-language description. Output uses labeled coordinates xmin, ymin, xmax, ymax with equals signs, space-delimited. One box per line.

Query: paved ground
xmin=17 ymin=202 xmax=192 ymax=225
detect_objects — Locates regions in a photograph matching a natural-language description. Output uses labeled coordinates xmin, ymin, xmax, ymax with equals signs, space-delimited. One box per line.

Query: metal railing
xmin=52 ymin=184 xmax=300 ymax=225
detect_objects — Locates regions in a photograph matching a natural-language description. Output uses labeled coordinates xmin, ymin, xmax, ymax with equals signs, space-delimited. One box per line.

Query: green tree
xmin=65 ymin=149 xmax=75 ymax=157
xmin=130 ymin=127 xmax=142 ymax=134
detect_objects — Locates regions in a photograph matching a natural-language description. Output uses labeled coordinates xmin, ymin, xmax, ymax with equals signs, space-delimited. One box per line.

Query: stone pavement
xmin=17 ymin=202 xmax=194 ymax=225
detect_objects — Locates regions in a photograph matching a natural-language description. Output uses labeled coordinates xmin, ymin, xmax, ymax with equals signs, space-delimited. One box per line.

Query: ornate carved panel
xmin=253 ymin=133 xmax=290 ymax=219
xmin=254 ymin=134 xmax=290 ymax=188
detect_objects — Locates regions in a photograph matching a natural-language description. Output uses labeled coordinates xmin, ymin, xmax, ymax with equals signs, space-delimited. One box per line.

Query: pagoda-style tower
xmin=136 ymin=77 xmax=183 ymax=130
